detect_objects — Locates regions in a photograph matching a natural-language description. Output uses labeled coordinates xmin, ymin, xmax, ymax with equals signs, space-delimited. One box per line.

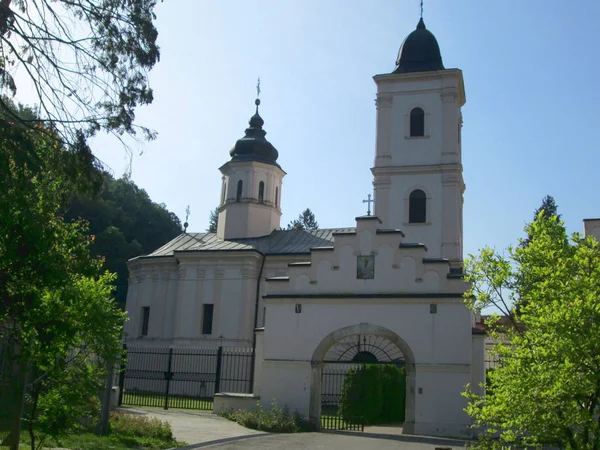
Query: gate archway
xmin=310 ymin=323 xmax=416 ymax=434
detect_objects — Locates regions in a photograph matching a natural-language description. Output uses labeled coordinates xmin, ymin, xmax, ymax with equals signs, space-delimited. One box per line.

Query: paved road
xmin=197 ymin=432 xmax=466 ymax=449
xmin=119 ymin=407 xmax=466 ymax=450
xmin=116 ymin=407 xmax=265 ymax=447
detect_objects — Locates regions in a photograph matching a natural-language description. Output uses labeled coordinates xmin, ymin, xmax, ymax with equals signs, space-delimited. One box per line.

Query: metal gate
xmin=320 ymin=334 xmax=405 ymax=431
xmin=118 ymin=345 xmax=254 ymax=410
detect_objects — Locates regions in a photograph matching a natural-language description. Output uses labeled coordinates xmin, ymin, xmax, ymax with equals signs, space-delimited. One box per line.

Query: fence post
xmin=214 ymin=346 xmax=223 ymax=394
xmin=117 ymin=344 xmax=127 ymax=406
xmin=164 ymin=347 xmax=173 ymax=410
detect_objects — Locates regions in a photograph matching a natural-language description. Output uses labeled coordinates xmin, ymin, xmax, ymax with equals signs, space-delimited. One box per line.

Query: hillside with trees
xmin=64 ymin=175 xmax=182 ymax=306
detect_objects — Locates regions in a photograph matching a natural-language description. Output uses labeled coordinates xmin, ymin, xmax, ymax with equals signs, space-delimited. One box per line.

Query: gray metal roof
xmin=144 ymin=228 xmax=356 ymax=258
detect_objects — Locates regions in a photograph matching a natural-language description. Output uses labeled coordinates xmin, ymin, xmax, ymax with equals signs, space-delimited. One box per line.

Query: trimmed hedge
xmin=339 ymin=365 xmax=406 ymax=425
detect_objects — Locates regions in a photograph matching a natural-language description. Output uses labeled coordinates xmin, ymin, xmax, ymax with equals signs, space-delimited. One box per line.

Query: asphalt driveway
xmin=119 ymin=407 xmax=466 ymax=450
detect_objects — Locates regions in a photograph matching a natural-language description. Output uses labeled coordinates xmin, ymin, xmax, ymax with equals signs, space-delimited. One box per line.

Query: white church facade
xmin=124 ymin=18 xmax=486 ymax=437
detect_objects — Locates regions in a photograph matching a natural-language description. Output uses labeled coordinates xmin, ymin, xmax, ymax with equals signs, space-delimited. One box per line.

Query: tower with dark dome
xmin=216 ymin=98 xmax=286 ymax=240
xmin=371 ymin=17 xmax=466 ymax=267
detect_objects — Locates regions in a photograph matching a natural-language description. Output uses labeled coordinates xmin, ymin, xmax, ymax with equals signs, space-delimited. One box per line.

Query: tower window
xmin=258 ymin=181 xmax=265 ymax=203
xmin=410 ymin=107 xmax=425 ymax=137
xmin=409 ymin=189 xmax=426 ymax=223
xmin=275 ymin=187 xmax=279 ymax=208
xmin=221 ymin=182 xmax=227 ymax=204
xmin=236 ymin=180 xmax=243 ymax=202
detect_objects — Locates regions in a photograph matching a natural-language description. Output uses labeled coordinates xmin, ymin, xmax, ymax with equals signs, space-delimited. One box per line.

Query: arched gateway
xmin=309 ymin=323 xmax=416 ymax=434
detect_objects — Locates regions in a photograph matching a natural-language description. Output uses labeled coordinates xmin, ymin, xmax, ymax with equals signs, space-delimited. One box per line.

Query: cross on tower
xmin=362 ymin=194 xmax=374 ymax=216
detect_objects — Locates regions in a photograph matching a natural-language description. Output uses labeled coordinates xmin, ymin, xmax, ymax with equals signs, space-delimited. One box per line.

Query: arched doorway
xmin=310 ymin=323 xmax=415 ymax=434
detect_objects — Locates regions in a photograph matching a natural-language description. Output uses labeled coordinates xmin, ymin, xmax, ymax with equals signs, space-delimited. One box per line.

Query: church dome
xmin=229 ymin=99 xmax=279 ymax=166
xmin=393 ymin=18 xmax=445 ymax=74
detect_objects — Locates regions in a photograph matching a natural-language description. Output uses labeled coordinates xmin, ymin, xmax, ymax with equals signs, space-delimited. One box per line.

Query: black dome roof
xmin=229 ymin=99 xmax=279 ymax=166
xmin=393 ymin=18 xmax=444 ymax=74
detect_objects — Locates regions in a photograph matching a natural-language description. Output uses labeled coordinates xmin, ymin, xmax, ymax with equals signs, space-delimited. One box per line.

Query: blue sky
xmin=87 ymin=0 xmax=599 ymax=258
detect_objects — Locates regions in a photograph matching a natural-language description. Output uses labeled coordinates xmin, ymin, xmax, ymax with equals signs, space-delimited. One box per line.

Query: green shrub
xmin=221 ymin=401 xmax=315 ymax=433
xmin=379 ymin=365 xmax=406 ymax=423
xmin=339 ymin=364 xmax=406 ymax=425
xmin=339 ymin=365 xmax=383 ymax=425
xmin=109 ymin=411 xmax=174 ymax=442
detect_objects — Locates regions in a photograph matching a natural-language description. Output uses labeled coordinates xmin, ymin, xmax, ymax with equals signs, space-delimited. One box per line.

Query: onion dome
xmin=393 ymin=18 xmax=444 ymax=74
xmin=229 ymin=99 xmax=279 ymax=166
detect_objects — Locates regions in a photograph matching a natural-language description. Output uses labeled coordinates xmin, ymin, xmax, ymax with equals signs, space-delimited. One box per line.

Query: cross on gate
xmin=362 ymin=194 xmax=374 ymax=216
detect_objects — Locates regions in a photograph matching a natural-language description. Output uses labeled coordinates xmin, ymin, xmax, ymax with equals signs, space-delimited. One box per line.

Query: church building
xmin=124 ymin=17 xmax=484 ymax=437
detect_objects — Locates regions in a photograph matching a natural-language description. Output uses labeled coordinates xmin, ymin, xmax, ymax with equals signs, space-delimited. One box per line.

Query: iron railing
xmin=118 ymin=345 xmax=254 ymax=410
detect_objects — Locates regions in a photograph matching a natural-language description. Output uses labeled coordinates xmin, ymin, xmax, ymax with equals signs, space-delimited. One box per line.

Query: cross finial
xmin=362 ymin=194 xmax=374 ymax=216
xmin=420 ymin=0 xmax=423 ymax=18
xmin=184 ymin=205 xmax=191 ymax=233
xmin=256 ymin=77 xmax=261 ymax=99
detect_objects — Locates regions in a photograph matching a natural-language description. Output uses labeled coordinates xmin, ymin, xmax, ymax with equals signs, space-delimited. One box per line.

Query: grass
xmin=18 ymin=411 xmax=187 ymax=450
xmin=121 ymin=392 xmax=213 ymax=411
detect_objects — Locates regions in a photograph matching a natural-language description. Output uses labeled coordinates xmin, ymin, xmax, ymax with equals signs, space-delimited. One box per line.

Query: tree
xmin=64 ymin=174 xmax=182 ymax=306
xmin=0 ymin=118 xmax=125 ymax=449
xmin=0 ymin=0 xmax=161 ymax=147
xmin=287 ymin=208 xmax=319 ymax=231
xmin=521 ymin=195 xmax=560 ymax=248
xmin=463 ymin=215 xmax=600 ymax=448
xmin=207 ymin=207 xmax=219 ymax=233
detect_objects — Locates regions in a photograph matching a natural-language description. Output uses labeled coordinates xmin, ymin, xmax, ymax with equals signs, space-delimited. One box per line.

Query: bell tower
xmin=372 ymin=18 xmax=465 ymax=263
xmin=217 ymin=97 xmax=285 ymax=240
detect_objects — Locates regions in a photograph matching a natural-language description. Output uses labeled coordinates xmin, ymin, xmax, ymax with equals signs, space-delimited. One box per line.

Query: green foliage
xmin=64 ymin=174 xmax=182 ymax=305
xmin=287 ymin=208 xmax=319 ymax=231
xmin=222 ymin=401 xmax=315 ymax=433
xmin=207 ymin=207 xmax=219 ymax=233
xmin=339 ymin=365 xmax=406 ymax=425
xmin=0 ymin=119 xmax=126 ymax=449
xmin=19 ymin=412 xmax=185 ymax=450
xmin=379 ymin=365 xmax=406 ymax=423
xmin=463 ymin=215 xmax=600 ymax=449
xmin=109 ymin=411 xmax=174 ymax=442
xmin=0 ymin=0 xmax=161 ymax=145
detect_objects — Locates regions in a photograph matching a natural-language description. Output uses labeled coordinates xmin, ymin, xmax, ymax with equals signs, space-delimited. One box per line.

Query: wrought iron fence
xmin=321 ymin=363 xmax=364 ymax=431
xmin=118 ymin=345 xmax=254 ymax=410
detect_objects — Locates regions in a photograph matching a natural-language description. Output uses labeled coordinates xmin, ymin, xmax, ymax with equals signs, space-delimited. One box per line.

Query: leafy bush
xmin=110 ymin=411 xmax=174 ymax=442
xmin=222 ymin=401 xmax=315 ymax=433
xmin=379 ymin=365 xmax=406 ymax=423
xmin=339 ymin=364 xmax=406 ymax=425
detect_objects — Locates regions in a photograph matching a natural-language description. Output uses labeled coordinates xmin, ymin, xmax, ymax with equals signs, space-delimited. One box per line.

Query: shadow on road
xmin=327 ymin=430 xmax=469 ymax=447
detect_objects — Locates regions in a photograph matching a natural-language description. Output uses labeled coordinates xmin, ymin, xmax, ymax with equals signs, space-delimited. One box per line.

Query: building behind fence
xmin=119 ymin=345 xmax=254 ymax=410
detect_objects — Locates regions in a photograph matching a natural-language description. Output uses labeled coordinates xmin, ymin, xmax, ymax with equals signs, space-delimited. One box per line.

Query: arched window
xmin=409 ymin=189 xmax=426 ymax=223
xmin=221 ymin=182 xmax=227 ymax=204
xmin=236 ymin=180 xmax=243 ymax=202
xmin=275 ymin=187 xmax=279 ymax=208
xmin=258 ymin=181 xmax=265 ymax=203
xmin=410 ymin=107 xmax=425 ymax=137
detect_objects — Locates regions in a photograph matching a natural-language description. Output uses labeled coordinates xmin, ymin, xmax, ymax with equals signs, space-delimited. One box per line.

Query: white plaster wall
xmin=263 ymin=301 xmax=471 ymax=364
xmin=260 ymin=360 xmax=312 ymax=415
xmin=265 ymin=221 xmax=467 ymax=297
xmin=217 ymin=161 xmax=285 ymax=240
xmin=124 ymin=262 xmax=178 ymax=340
xmin=372 ymin=70 xmax=465 ymax=260
xmin=584 ymin=219 xmax=600 ymax=241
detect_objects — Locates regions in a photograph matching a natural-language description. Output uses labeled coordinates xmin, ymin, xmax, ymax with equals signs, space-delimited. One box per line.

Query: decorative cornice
xmin=372 ymin=163 xmax=463 ymax=176
xmin=375 ymin=95 xmax=393 ymax=109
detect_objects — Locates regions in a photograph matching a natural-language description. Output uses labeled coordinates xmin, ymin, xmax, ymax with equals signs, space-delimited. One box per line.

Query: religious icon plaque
xmin=357 ymin=255 xmax=375 ymax=279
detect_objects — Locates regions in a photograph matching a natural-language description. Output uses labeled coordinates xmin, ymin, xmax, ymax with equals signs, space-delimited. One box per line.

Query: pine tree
xmin=207 ymin=207 xmax=219 ymax=233
xmin=521 ymin=195 xmax=560 ymax=248
xmin=287 ymin=208 xmax=319 ymax=231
